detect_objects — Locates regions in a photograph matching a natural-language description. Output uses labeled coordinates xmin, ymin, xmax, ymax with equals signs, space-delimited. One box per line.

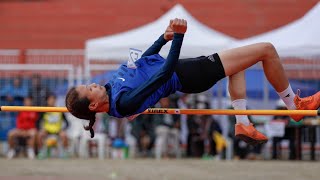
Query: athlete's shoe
xmin=290 ymin=90 xmax=320 ymax=122
xmin=235 ymin=123 xmax=268 ymax=145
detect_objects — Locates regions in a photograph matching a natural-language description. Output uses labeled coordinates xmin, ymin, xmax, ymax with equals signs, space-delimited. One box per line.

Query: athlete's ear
xmin=89 ymin=102 xmax=98 ymax=111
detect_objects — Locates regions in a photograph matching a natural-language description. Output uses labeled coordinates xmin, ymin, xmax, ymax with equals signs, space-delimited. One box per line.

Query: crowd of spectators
xmin=0 ymin=74 xmax=63 ymax=159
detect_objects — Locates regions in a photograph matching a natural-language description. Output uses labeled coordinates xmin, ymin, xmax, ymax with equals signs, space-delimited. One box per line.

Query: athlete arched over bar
xmin=65 ymin=18 xmax=320 ymax=145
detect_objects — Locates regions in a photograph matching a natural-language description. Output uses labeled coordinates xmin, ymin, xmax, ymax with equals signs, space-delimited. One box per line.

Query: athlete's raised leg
xmin=220 ymin=43 xmax=283 ymax=144
xmin=219 ymin=42 xmax=320 ymax=122
xmin=220 ymin=42 xmax=288 ymax=92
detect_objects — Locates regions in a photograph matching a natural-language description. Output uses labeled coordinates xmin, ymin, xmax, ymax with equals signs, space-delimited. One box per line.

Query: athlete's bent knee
xmin=253 ymin=42 xmax=277 ymax=60
xmin=261 ymin=42 xmax=276 ymax=56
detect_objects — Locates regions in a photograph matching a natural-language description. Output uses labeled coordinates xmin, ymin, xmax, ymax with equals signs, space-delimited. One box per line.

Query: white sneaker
xmin=27 ymin=148 xmax=35 ymax=160
xmin=7 ymin=149 xmax=16 ymax=159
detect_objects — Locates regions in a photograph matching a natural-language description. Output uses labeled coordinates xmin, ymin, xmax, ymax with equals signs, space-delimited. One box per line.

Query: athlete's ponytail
xmin=83 ymin=117 xmax=95 ymax=138
xmin=65 ymin=87 xmax=96 ymax=138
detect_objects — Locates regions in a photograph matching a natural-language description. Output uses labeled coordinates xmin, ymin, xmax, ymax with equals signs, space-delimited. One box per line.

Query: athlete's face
xmin=76 ymin=83 xmax=109 ymax=112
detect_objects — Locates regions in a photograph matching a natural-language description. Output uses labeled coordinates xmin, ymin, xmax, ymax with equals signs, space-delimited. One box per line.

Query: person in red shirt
xmin=7 ymin=96 xmax=39 ymax=159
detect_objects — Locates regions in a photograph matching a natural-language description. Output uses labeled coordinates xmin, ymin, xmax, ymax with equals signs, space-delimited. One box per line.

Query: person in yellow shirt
xmin=36 ymin=94 xmax=69 ymax=158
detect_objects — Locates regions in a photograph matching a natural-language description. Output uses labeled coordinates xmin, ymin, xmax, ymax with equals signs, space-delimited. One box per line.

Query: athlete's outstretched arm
xmin=141 ymin=34 xmax=168 ymax=57
xmin=118 ymin=33 xmax=184 ymax=116
xmin=141 ymin=20 xmax=174 ymax=57
xmin=117 ymin=19 xmax=186 ymax=116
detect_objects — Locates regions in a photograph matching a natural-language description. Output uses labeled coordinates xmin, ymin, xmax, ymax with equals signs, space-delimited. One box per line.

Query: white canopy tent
xmin=85 ymin=4 xmax=236 ymax=72
xmin=232 ymin=2 xmax=320 ymax=58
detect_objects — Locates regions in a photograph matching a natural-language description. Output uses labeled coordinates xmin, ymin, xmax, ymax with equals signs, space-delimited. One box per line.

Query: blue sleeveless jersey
xmin=107 ymin=54 xmax=182 ymax=118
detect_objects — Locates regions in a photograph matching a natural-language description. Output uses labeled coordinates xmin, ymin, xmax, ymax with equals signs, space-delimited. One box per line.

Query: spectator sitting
xmin=131 ymin=113 xmax=155 ymax=157
xmin=79 ymin=113 xmax=110 ymax=159
xmin=29 ymin=74 xmax=51 ymax=106
xmin=186 ymin=93 xmax=211 ymax=158
xmin=272 ymin=99 xmax=296 ymax=160
xmin=206 ymin=116 xmax=225 ymax=159
xmin=7 ymin=96 xmax=39 ymax=159
xmin=154 ymin=97 xmax=181 ymax=159
xmin=36 ymin=94 xmax=69 ymax=158
xmin=0 ymin=76 xmax=28 ymax=106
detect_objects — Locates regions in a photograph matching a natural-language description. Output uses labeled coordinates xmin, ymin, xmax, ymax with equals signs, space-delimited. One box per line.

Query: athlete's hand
xmin=171 ymin=18 xmax=187 ymax=34
xmin=164 ymin=20 xmax=174 ymax=41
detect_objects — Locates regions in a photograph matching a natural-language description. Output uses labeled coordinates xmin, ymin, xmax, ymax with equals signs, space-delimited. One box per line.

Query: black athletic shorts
xmin=175 ymin=53 xmax=226 ymax=93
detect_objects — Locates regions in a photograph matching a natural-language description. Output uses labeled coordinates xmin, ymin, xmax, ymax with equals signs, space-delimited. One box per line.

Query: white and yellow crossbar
xmin=0 ymin=106 xmax=319 ymax=116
